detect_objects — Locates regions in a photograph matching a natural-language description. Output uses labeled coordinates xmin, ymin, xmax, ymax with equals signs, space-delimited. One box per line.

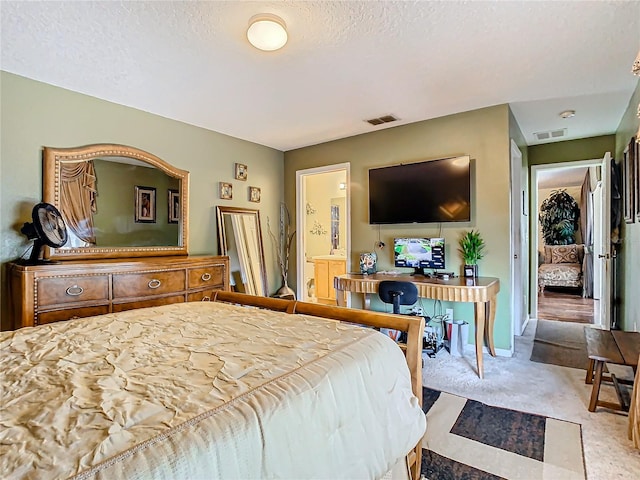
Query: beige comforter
xmin=1 ymin=301 xmax=425 ymax=479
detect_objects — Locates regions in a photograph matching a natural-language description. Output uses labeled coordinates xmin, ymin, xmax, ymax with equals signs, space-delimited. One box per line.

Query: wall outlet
xmin=446 ymin=308 xmax=454 ymax=321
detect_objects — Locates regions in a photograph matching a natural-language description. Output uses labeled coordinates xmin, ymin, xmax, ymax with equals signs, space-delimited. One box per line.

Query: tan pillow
xmin=550 ymin=245 xmax=579 ymax=264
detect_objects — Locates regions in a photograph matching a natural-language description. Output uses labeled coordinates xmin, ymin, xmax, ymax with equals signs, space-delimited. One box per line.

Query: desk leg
xmin=485 ymin=297 xmax=497 ymax=357
xmin=474 ymin=302 xmax=486 ymax=379
xmin=335 ymin=288 xmax=347 ymax=307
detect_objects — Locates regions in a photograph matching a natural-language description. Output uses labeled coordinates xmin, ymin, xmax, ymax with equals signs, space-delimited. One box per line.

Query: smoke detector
xmin=559 ymin=110 xmax=576 ymax=119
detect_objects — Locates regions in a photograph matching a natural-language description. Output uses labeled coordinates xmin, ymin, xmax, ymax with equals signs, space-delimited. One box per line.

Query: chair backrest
xmin=379 ymin=281 xmax=418 ymax=314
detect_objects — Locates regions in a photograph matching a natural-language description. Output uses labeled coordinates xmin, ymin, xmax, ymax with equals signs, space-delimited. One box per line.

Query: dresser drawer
xmin=38 ymin=305 xmax=110 ymax=325
xmin=113 ymin=270 xmax=186 ymax=299
xmin=112 ymin=295 xmax=185 ymax=313
xmin=187 ymin=288 xmax=222 ymax=302
xmin=188 ymin=265 xmax=225 ymax=289
xmin=37 ymin=276 xmax=110 ymax=307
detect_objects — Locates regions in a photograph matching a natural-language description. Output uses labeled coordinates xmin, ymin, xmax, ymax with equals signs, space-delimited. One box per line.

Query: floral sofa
xmin=538 ymin=244 xmax=585 ymax=296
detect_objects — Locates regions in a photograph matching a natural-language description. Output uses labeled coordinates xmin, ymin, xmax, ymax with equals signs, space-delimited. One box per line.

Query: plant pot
xmin=274 ymin=283 xmax=296 ymax=300
xmin=463 ymin=264 xmax=478 ymax=278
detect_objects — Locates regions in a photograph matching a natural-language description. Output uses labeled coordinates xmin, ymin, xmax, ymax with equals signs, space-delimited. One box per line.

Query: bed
xmin=1 ymin=291 xmax=426 ymax=480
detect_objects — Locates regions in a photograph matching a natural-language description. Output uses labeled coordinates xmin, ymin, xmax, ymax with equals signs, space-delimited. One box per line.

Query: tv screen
xmin=394 ymin=237 xmax=445 ymax=273
xmin=369 ymin=156 xmax=471 ymax=224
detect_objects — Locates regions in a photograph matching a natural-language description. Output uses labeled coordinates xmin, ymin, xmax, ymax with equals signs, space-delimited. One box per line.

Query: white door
xmin=595 ymin=152 xmax=612 ymax=330
xmin=510 ymin=140 xmax=527 ymax=338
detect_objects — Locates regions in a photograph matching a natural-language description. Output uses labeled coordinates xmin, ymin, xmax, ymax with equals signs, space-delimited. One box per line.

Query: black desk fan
xmin=20 ymin=202 xmax=68 ymax=264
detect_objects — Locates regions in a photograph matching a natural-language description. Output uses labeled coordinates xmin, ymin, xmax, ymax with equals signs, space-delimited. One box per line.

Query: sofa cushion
xmin=538 ymin=263 xmax=582 ymax=282
xmin=544 ymin=244 xmax=583 ymax=264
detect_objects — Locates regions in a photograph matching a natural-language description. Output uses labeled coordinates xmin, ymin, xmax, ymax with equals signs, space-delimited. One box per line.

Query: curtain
xmin=579 ymin=170 xmax=594 ymax=298
xmin=60 ymin=160 xmax=97 ymax=245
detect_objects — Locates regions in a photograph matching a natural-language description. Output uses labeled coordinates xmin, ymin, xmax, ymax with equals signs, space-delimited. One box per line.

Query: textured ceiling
xmin=1 ymin=1 xmax=639 ymax=151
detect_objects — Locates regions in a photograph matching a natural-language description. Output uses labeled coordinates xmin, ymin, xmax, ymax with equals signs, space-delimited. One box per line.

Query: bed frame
xmin=211 ymin=290 xmax=425 ymax=480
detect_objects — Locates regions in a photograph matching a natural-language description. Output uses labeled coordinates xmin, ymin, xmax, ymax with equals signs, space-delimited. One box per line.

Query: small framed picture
xmin=135 ymin=186 xmax=156 ymax=223
xmin=235 ymin=163 xmax=248 ymax=181
xmin=249 ymin=186 xmax=261 ymax=203
xmin=220 ymin=182 xmax=233 ymax=200
xmin=634 ymin=137 xmax=639 ymax=221
xmin=168 ymin=189 xmax=179 ymax=223
xmin=623 ymin=139 xmax=635 ymax=224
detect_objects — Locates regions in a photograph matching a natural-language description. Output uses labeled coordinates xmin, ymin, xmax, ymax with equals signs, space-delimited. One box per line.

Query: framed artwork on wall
xmin=220 ymin=182 xmax=233 ymax=200
xmin=235 ymin=163 xmax=248 ymax=181
xmin=168 ymin=189 xmax=179 ymax=224
xmin=135 ymin=186 xmax=156 ymax=223
xmin=623 ymin=138 xmax=636 ymax=224
xmin=249 ymin=186 xmax=261 ymax=203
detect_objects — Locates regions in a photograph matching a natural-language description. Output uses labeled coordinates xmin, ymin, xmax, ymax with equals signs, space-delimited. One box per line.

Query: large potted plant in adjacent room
xmin=539 ymin=189 xmax=580 ymax=245
xmin=459 ymin=230 xmax=486 ymax=277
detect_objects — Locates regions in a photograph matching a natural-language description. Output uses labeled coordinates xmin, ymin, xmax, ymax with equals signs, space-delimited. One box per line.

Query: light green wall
xmin=614 ymin=78 xmax=640 ymax=332
xmin=285 ymin=105 xmax=514 ymax=352
xmin=528 ymin=135 xmax=615 ymax=165
xmin=0 ymin=72 xmax=284 ymax=330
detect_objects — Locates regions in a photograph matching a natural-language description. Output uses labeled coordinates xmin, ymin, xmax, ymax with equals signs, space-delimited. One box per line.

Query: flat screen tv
xmin=394 ymin=237 xmax=445 ymax=275
xmin=368 ymin=156 xmax=471 ymax=224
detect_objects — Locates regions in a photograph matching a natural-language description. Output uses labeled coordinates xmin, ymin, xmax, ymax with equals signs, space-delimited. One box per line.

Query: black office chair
xmin=378 ymin=280 xmax=418 ymax=314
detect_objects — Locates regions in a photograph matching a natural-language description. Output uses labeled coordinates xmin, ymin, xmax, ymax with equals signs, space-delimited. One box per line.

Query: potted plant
xmin=458 ymin=230 xmax=486 ymax=277
xmin=539 ymin=189 xmax=580 ymax=245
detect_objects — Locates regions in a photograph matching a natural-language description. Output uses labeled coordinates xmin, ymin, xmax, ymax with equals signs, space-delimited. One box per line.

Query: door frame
xmin=295 ymin=163 xmax=351 ymax=304
xmin=510 ymin=139 xmax=528 ymax=342
xmin=530 ymin=158 xmax=606 ymax=325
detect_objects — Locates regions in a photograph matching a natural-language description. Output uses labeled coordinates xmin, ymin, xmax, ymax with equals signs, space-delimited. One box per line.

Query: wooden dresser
xmin=8 ymin=255 xmax=229 ymax=330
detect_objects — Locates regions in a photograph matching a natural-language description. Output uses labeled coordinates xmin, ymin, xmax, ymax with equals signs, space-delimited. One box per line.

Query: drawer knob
xmin=201 ymin=296 xmax=211 ymax=302
xmin=65 ymin=285 xmax=84 ymax=296
xmin=201 ymin=273 xmax=212 ymax=281
xmin=148 ymin=279 xmax=162 ymax=289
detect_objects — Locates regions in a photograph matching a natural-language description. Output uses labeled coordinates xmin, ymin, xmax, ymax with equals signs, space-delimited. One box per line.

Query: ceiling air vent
xmin=534 ymin=128 xmax=567 ymax=141
xmin=366 ymin=114 xmax=399 ymax=126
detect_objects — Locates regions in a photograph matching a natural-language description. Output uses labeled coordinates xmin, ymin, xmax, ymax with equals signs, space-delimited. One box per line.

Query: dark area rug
xmin=421 ymin=387 xmax=585 ymax=480
xmin=530 ymin=319 xmax=588 ymax=370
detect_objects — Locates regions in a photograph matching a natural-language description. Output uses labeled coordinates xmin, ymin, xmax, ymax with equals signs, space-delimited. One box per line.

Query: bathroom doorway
xmin=296 ymin=164 xmax=350 ymax=304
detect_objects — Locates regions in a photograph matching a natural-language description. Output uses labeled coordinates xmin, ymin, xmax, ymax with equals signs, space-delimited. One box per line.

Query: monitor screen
xmin=394 ymin=237 xmax=445 ymax=273
xmin=368 ymin=156 xmax=471 ymax=224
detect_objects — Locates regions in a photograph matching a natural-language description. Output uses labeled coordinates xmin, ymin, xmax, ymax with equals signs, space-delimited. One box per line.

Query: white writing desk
xmin=334 ymin=273 xmax=500 ymax=378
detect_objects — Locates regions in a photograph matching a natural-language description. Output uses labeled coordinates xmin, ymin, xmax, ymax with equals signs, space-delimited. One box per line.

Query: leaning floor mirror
xmin=216 ymin=206 xmax=268 ymax=296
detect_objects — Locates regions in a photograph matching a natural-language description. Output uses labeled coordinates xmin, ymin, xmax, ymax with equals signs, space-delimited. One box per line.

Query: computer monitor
xmin=394 ymin=237 xmax=445 ymax=275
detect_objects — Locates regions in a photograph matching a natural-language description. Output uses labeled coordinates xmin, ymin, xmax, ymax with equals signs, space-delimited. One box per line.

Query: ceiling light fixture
xmin=559 ymin=109 xmax=576 ymax=119
xmin=247 ymin=14 xmax=288 ymax=51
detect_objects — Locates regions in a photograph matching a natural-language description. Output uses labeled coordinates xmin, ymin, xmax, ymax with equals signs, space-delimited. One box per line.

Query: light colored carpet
xmin=422 ymin=319 xmax=639 ymax=480
xmin=530 ymin=319 xmax=588 ymax=370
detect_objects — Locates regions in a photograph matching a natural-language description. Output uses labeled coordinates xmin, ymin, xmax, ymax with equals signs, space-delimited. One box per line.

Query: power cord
xmin=375 ymin=225 xmax=385 ymax=250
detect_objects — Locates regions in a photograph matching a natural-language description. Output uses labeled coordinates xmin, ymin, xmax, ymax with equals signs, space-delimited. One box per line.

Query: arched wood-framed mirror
xmin=216 ymin=206 xmax=268 ymax=296
xmin=43 ymin=144 xmax=189 ymax=260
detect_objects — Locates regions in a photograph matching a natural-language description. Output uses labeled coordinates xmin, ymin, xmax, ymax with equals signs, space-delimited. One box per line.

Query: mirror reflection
xmin=216 ymin=206 xmax=268 ymax=296
xmin=43 ymin=144 xmax=189 ymax=260
xmin=60 ymin=157 xmax=181 ymax=248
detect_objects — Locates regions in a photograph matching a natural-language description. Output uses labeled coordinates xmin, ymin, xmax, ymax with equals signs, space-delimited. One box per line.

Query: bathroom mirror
xmin=216 ymin=206 xmax=268 ymax=296
xmin=43 ymin=144 xmax=189 ymax=260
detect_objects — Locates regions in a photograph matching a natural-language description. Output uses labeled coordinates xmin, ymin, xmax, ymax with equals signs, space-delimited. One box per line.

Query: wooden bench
xmin=584 ymin=328 xmax=640 ymax=412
